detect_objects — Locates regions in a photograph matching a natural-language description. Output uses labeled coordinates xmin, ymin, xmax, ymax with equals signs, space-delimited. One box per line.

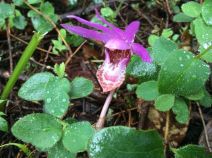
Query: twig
xmin=10 ymin=34 xmax=54 ymax=54
xmin=165 ymin=0 xmax=172 ymax=15
xmin=197 ymin=103 xmax=212 ymax=152
xmin=23 ymin=0 xmax=73 ymax=59
xmin=164 ymin=111 xmax=170 ymax=144
xmin=65 ymin=40 xmax=87 ymax=66
xmin=6 ymin=21 xmax=13 ymax=73
xmin=96 ymin=90 xmax=115 ymax=130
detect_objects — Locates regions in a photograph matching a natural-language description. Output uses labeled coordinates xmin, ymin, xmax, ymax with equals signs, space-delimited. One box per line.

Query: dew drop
xmin=62 ymin=98 xmax=66 ymax=102
xmin=180 ymin=64 xmax=184 ymax=67
xmin=46 ymin=98 xmax=51 ymax=103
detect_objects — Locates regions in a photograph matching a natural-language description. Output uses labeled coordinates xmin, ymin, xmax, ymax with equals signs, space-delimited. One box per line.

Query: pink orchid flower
xmin=61 ymin=10 xmax=152 ymax=92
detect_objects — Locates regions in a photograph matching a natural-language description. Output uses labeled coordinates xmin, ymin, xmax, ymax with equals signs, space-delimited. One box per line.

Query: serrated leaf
xmin=62 ymin=121 xmax=95 ymax=153
xmin=172 ymin=98 xmax=189 ymax=124
xmin=18 ymin=72 xmax=71 ymax=118
xmin=54 ymin=62 xmax=65 ymax=78
xmin=88 ymin=126 xmax=164 ymax=158
xmin=173 ymin=13 xmax=194 ymax=22
xmin=182 ymin=1 xmax=201 ymax=18
xmin=193 ymin=17 xmax=212 ymax=50
xmin=69 ymin=77 xmax=94 ymax=99
xmin=174 ymin=145 xmax=212 ymax=158
xmin=136 ymin=80 xmax=160 ymax=101
xmin=12 ymin=113 xmax=62 ymax=151
xmin=48 ymin=141 xmax=76 ymax=158
xmin=158 ymin=50 xmax=210 ymax=96
xmin=155 ymin=94 xmax=175 ymax=112
xmin=202 ymin=0 xmax=212 ymax=25
xmin=152 ymin=37 xmax=178 ymax=65
xmin=0 ymin=117 xmax=8 ymax=132
xmin=126 ymin=55 xmax=158 ymax=80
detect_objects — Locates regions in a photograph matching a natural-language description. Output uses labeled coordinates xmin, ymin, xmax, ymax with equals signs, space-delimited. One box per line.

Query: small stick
xmin=164 ymin=111 xmax=170 ymax=144
xmin=96 ymin=90 xmax=115 ymax=130
xmin=197 ymin=103 xmax=212 ymax=152
xmin=6 ymin=21 xmax=13 ymax=73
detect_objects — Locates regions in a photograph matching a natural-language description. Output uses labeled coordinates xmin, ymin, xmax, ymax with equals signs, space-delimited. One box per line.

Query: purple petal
xmin=67 ymin=15 xmax=110 ymax=33
xmin=131 ymin=43 xmax=152 ymax=63
xmin=61 ymin=24 xmax=110 ymax=42
xmin=125 ymin=21 xmax=140 ymax=43
xmin=95 ymin=9 xmax=125 ymax=38
xmin=105 ymin=38 xmax=130 ymax=50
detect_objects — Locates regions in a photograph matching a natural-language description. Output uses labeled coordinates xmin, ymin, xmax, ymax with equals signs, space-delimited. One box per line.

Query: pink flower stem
xmin=96 ymin=89 xmax=115 ymax=130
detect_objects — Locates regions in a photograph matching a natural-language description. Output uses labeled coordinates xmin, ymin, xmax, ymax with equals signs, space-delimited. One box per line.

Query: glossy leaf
xmin=155 ymin=94 xmax=175 ymax=112
xmin=182 ymin=1 xmax=201 ymax=18
xmin=69 ymin=77 xmax=94 ymax=99
xmin=126 ymin=55 xmax=158 ymax=80
xmin=173 ymin=13 xmax=194 ymax=22
xmin=12 ymin=113 xmax=63 ymax=151
xmin=88 ymin=126 xmax=164 ymax=158
xmin=174 ymin=145 xmax=212 ymax=158
xmin=62 ymin=121 xmax=95 ymax=153
xmin=48 ymin=141 xmax=76 ymax=158
xmin=158 ymin=50 xmax=210 ymax=96
xmin=202 ymin=0 xmax=212 ymax=25
xmin=136 ymin=80 xmax=160 ymax=101
xmin=152 ymin=37 xmax=178 ymax=65
xmin=172 ymin=98 xmax=189 ymax=124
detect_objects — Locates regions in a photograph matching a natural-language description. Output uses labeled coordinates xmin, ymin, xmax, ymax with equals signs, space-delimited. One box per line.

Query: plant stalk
xmin=0 ymin=32 xmax=43 ymax=111
xmin=96 ymin=89 xmax=115 ymax=130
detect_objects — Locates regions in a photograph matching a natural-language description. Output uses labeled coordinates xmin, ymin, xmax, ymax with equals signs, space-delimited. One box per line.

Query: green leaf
xmin=199 ymin=46 xmax=212 ymax=63
xmin=136 ymin=80 xmax=160 ymax=101
xmin=100 ymin=7 xmax=116 ymax=19
xmin=88 ymin=126 xmax=164 ymax=158
xmin=202 ymin=0 xmax=212 ymax=25
xmin=193 ymin=17 xmax=212 ymax=50
xmin=43 ymin=77 xmax=70 ymax=118
xmin=126 ymin=55 xmax=158 ymax=80
xmin=152 ymin=37 xmax=178 ymax=65
xmin=66 ymin=34 xmax=85 ymax=47
xmin=0 ymin=117 xmax=8 ymax=132
xmin=12 ymin=113 xmax=63 ymax=151
xmin=161 ymin=28 xmax=173 ymax=38
xmin=54 ymin=62 xmax=65 ymax=78
xmin=62 ymin=121 xmax=95 ymax=153
xmin=174 ymin=144 xmax=212 ymax=158
xmin=172 ymin=98 xmax=189 ymax=124
xmin=0 ymin=2 xmax=14 ymax=19
xmin=173 ymin=13 xmax=194 ymax=22
xmin=158 ymin=50 xmax=210 ymax=96
xmin=48 ymin=141 xmax=76 ymax=158
xmin=182 ymin=1 xmax=201 ymax=18
xmin=185 ymin=88 xmax=204 ymax=100
xmin=18 ymin=72 xmax=54 ymax=101
xmin=28 ymin=0 xmax=42 ymax=4
xmin=18 ymin=72 xmax=71 ymax=118
xmin=13 ymin=14 xmax=27 ymax=30
xmin=148 ymin=34 xmax=159 ymax=47
xmin=27 ymin=2 xmax=58 ymax=34
xmin=69 ymin=77 xmax=94 ymax=99
xmin=155 ymin=94 xmax=175 ymax=112
xmin=199 ymin=89 xmax=212 ymax=107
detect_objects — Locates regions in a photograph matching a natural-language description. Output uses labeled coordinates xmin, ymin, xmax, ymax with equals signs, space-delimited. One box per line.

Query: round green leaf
xmin=174 ymin=145 xmax=212 ymax=158
xmin=0 ymin=117 xmax=8 ymax=132
xmin=48 ymin=141 xmax=76 ymax=158
xmin=152 ymin=37 xmax=178 ymax=65
xmin=18 ymin=72 xmax=54 ymax=101
xmin=126 ymin=55 xmax=158 ymax=80
xmin=88 ymin=126 xmax=164 ymax=158
xmin=155 ymin=94 xmax=175 ymax=112
xmin=12 ymin=113 xmax=63 ymax=151
xmin=136 ymin=80 xmax=159 ymax=101
xmin=62 ymin=121 xmax=95 ymax=153
xmin=172 ymin=98 xmax=189 ymax=124
xmin=202 ymin=0 xmax=212 ymax=25
xmin=182 ymin=1 xmax=201 ymax=18
xmin=193 ymin=17 xmax=212 ymax=50
xmin=69 ymin=77 xmax=94 ymax=99
xmin=0 ymin=2 xmax=14 ymax=19
xmin=173 ymin=13 xmax=194 ymax=22
xmin=158 ymin=50 xmax=210 ymax=96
